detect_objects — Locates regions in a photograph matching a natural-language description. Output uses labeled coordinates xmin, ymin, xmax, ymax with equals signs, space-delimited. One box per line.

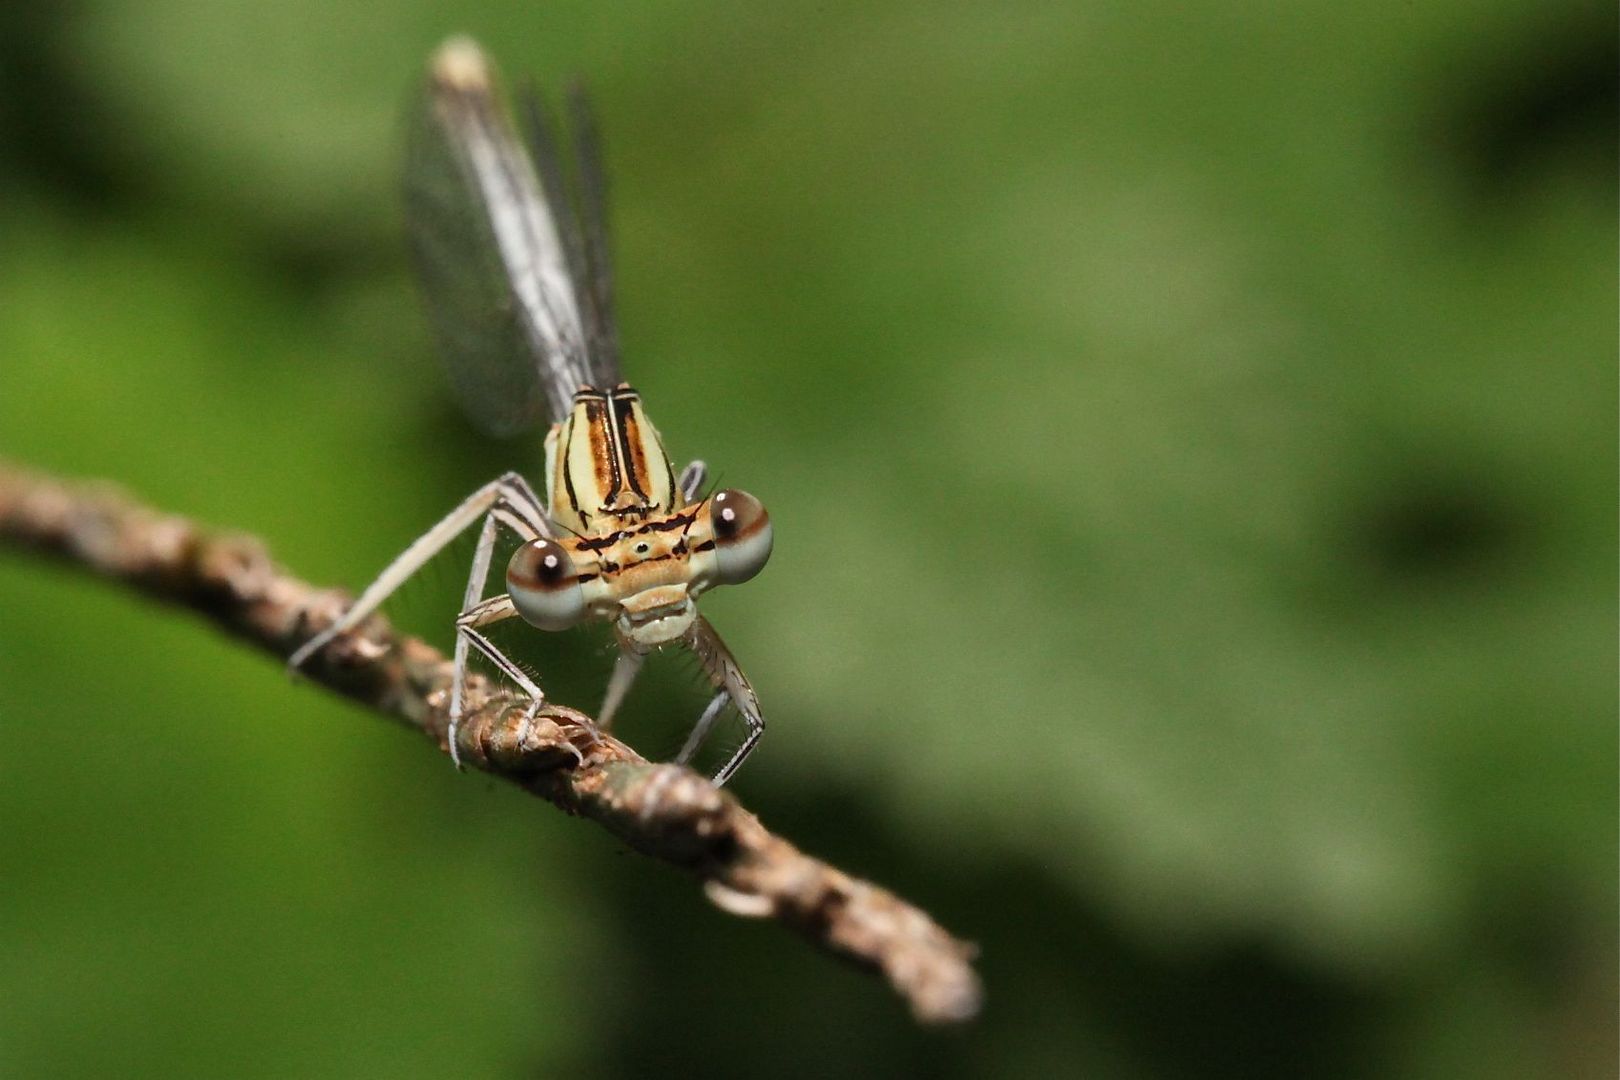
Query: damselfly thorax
xmin=288 ymin=38 xmax=774 ymax=786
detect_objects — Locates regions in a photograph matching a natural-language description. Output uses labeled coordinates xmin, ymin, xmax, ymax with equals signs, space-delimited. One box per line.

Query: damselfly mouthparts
xmin=289 ymin=38 xmax=772 ymax=785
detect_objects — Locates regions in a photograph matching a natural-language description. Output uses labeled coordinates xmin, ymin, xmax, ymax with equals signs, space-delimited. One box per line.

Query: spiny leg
xmin=679 ymin=615 xmax=765 ymax=787
xmin=451 ymin=594 xmax=556 ymax=766
xmin=455 ymin=595 xmax=542 ymax=693
xmin=675 ymin=691 xmax=730 ymax=765
xmin=599 ymin=646 xmax=645 ymax=731
xmin=446 ymin=508 xmax=535 ymax=767
xmin=287 ymin=471 xmax=548 ymax=670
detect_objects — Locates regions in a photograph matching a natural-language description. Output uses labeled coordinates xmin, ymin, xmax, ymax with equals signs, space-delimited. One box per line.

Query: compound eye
xmin=507 ymin=538 xmax=587 ymax=630
xmin=709 ymin=489 xmax=772 ymax=585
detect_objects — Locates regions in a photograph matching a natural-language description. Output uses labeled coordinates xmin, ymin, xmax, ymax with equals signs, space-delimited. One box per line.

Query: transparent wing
xmin=518 ymin=81 xmax=620 ymax=384
xmin=405 ymin=38 xmax=604 ymax=433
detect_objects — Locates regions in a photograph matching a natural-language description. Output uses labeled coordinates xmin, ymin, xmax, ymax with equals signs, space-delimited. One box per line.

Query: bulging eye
xmin=507 ymin=538 xmax=587 ymax=630
xmin=709 ymin=489 xmax=772 ymax=585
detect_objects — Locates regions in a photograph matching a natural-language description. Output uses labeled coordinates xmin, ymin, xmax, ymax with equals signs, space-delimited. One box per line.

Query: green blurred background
xmin=0 ymin=1 xmax=1613 ymax=1077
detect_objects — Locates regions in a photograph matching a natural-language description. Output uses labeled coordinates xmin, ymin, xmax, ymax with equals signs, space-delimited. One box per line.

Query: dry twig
xmin=0 ymin=459 xmax=982 ymax=1025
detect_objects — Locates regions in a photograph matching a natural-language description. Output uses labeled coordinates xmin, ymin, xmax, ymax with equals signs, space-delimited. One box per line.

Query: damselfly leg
xmin=287 ymin=471 xmax=577 ymax=765
xmin=677 ymin=460 xmax=707 ymax=504
xmin=599 ymin=648 xmax=643 ymax=729
xmin=680 ymin=616 xmax=765 ymax=786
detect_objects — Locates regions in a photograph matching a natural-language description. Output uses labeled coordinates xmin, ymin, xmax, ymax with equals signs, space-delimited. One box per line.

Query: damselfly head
xmin=505 ymin=487 xmax=772 ymax=644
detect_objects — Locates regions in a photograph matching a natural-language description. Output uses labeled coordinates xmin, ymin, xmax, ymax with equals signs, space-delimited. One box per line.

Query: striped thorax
xmin=507 ymin=383 xmax=772 ymax=649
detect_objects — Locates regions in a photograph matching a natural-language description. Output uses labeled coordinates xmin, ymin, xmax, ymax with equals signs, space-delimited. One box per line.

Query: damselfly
xmin=289 ymin=38 xmax=773 ymax=785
